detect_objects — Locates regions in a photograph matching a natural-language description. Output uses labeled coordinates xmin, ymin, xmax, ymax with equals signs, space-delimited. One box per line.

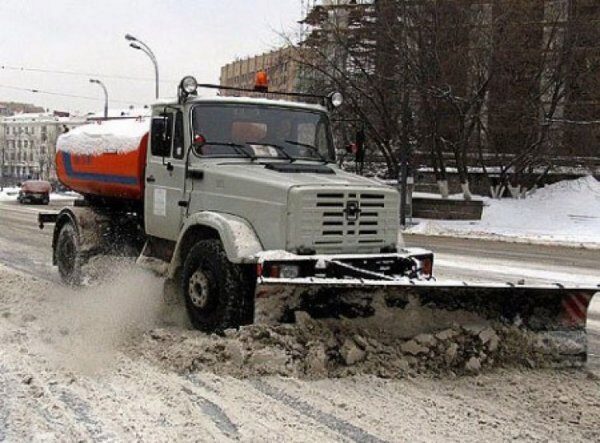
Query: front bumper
xmin=255 ymin=248 xmax=434 ymax=282
xmin=257 ymin=249 xmax=433 ymax=281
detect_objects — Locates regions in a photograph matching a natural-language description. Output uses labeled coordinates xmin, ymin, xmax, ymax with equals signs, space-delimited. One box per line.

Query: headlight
xmin=181 ymin=76 xmax=198 ymax=94
xmin=329 ymin=91 xmax=344 ymax=108
xmin=279 ymin=265 xmax=300 ymax=279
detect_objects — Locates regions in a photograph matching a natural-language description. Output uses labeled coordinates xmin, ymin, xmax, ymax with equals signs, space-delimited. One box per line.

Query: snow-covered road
xmin=1 ymin=200 xmax=599 ymax=441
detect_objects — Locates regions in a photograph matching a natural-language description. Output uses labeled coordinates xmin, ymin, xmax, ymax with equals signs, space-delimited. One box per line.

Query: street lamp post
xmin=89 ymin=79 xmax=108 ymax=119
xmin=125 ymin=34 xmax=159 ymax=99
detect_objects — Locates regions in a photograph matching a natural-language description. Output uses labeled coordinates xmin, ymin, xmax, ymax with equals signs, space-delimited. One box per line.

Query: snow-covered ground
xmin=407 ymin=176 xmax=600 ymax=248
xmin=1 ymin=263 xmax=599 ymax=442
xmin=0 ymin=187 xmax=79 ymax=202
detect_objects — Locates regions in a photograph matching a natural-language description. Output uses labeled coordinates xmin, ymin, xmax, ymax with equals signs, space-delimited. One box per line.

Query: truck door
xmin=144 ymin=110 xmax=186 ymax=240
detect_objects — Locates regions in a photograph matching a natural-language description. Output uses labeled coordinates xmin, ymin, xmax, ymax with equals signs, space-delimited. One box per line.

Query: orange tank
xmin=56 ymin=131 xmax=148 ymax=201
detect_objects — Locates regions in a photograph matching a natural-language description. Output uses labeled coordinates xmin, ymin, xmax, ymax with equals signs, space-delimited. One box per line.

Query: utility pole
xmin=399 ymin=0 xmax=410 ymax=227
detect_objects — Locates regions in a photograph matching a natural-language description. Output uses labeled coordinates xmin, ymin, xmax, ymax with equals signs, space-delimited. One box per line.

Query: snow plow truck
xmin=39 ymin=74 xmax=598 ymax=363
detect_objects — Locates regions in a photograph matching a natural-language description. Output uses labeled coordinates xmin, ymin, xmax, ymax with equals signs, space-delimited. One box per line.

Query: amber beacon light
xmin=254 ymin=71 xmax=269 ymax=92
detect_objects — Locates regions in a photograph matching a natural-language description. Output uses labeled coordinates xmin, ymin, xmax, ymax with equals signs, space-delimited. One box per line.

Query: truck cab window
xmin=151 ymin=115 xmax=173 ymax=157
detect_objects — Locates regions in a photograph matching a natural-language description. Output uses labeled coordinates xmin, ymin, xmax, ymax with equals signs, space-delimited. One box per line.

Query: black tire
xmin=182 ymin=239 xmax=255 ymax=333
xmin=56 ymin=222 xmax=82 ymax=285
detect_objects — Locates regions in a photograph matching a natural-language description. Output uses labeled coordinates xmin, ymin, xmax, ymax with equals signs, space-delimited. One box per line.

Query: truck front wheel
xmin=182 ymin=239 xmax=254 ymax=333
xmin=56 ymin=222 xmax=82 ymax=285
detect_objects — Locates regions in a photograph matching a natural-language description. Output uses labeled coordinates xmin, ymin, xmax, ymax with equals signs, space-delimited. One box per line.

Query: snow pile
xmin=408 ymin=176 xmax=600 ymax=247
xmin=0 ymin=187 xmax=20 ymax=201
xmin=57 ymin=118 xmax=150 ymax=155
xmin=135 ymin=312 xmax=559 ymax=380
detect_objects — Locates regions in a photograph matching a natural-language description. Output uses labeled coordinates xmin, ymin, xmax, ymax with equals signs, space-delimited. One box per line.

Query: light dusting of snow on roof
xmin=57 ymin=118 xmax=150 ymax=155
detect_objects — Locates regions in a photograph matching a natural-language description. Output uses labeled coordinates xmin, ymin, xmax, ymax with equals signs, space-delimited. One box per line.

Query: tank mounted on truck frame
xmin=39 ymin=71 xmax=598 ymax=364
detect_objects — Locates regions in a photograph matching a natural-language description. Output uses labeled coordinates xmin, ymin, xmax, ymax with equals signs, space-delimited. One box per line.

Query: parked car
xmin=18 ymin=180 xmax=52 ymax=205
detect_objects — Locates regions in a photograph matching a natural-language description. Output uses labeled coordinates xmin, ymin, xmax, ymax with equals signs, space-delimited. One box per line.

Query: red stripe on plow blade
xmin=561 ymin=292 xmax=592 ymax=326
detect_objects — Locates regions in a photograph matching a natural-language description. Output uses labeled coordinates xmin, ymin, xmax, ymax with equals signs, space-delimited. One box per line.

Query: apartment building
xmin=0 ymin=112 xmax=85 ymax=182
xmin=219 ymin=47 xmax=299 ymax=95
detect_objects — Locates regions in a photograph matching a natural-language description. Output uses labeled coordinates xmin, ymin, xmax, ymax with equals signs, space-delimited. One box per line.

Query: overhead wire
xmin=0 ymin=84 xmax=147 ymax=106
xmin=0 ymin=63 xmax=177 ymax=84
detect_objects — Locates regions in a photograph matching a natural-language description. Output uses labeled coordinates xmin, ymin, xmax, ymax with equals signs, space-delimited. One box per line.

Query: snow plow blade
xmin=255 ymin=278 xmax=599 ymax=363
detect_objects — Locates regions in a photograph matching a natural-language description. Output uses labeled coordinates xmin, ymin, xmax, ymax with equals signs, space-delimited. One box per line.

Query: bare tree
xmin=485 ymin=0 xmax=585 ymax=198
xmin=292 ymin=0 xmax=598 ymax=198
xmin=290 ymin=1 xmax=409 ymax=179
xmin=405 ymin=0 xmax=493 ymax=199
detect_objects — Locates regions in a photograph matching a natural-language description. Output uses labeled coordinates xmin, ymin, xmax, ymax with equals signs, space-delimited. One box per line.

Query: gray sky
xmin=0 ymin=0 xmax=301 ymax=114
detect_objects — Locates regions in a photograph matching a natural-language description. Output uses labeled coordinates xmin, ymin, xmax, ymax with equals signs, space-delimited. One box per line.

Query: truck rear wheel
xmin=182 ymin=239 xmax=254 ymax=333
xmin=56 ymin=222 xmax=82 ymax=285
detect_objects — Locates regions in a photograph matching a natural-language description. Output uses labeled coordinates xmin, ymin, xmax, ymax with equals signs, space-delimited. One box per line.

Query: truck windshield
xmin=192 ymin=104 xmax=334 ymax=161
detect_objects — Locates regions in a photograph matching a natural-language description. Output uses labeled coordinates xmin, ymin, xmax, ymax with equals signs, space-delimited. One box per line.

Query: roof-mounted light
xmin=182 ymin=76 xmax=198 ymax=94
xmin=254 ymin=71 xmax=269 ymax=92
xmin=178 ymin=76 xmax=198 ymax=103
xmin=328 ymin=91 xmax=344 ymax=108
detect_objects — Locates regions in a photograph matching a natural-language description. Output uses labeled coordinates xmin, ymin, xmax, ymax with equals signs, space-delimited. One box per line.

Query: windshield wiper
xmin=246 ymin=142 xmax=295 ymax=163
xmin=284 ymin=140 xmax=329 ymax=164
xmin=195 ymin=141 xmax=256 ymax=161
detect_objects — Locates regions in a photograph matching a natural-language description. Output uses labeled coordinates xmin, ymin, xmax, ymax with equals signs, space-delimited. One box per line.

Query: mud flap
xmin=255 ymin=278 xmax=598 ymax=363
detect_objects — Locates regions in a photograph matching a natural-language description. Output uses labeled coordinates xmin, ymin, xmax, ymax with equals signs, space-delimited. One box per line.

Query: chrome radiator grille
xmin=287 ymin=187 xmax=399 ymax=254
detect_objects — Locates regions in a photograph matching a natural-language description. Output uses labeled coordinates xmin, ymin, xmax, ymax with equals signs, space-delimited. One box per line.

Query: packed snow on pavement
xmin=1 ymin=262 xmax=600 ymax=441
xmin=407 ymin=176 xmax=600 ymax=248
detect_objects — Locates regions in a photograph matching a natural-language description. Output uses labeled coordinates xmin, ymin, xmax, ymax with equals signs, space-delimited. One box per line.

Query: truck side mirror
xmin=150 ymin=116 xmax=172 ymax=158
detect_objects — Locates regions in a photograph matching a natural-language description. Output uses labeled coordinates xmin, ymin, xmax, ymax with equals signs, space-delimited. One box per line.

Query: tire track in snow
xmin=105 ymin=361 xmax=239 ymax=440
xmin=187 ymin=374 xmax=347 ymax=440
xmin=48 ymin=385 xmax=116 ymax=442
xmin=250 ymin=380 xmax=388 ymax=443
xmin=183 ymin=377 xmax=239 ymax=438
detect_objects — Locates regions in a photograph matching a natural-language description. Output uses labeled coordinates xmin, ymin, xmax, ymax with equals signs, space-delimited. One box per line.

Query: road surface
xmin=2 ymin=200 xmax=596 ymax=351
xmin=0 ymin=199 xmax=599 ymax=442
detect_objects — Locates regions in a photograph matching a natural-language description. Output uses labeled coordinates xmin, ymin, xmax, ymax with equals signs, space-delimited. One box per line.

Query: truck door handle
xmin=146 ymin=175 xmax=156 ymax=183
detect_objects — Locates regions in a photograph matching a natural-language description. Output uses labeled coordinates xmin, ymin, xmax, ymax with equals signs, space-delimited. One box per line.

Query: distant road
xmin=0 ymin=199 xmax=68 ymax=281
xmin=404 ymin=234 xmax=599 ymax=286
